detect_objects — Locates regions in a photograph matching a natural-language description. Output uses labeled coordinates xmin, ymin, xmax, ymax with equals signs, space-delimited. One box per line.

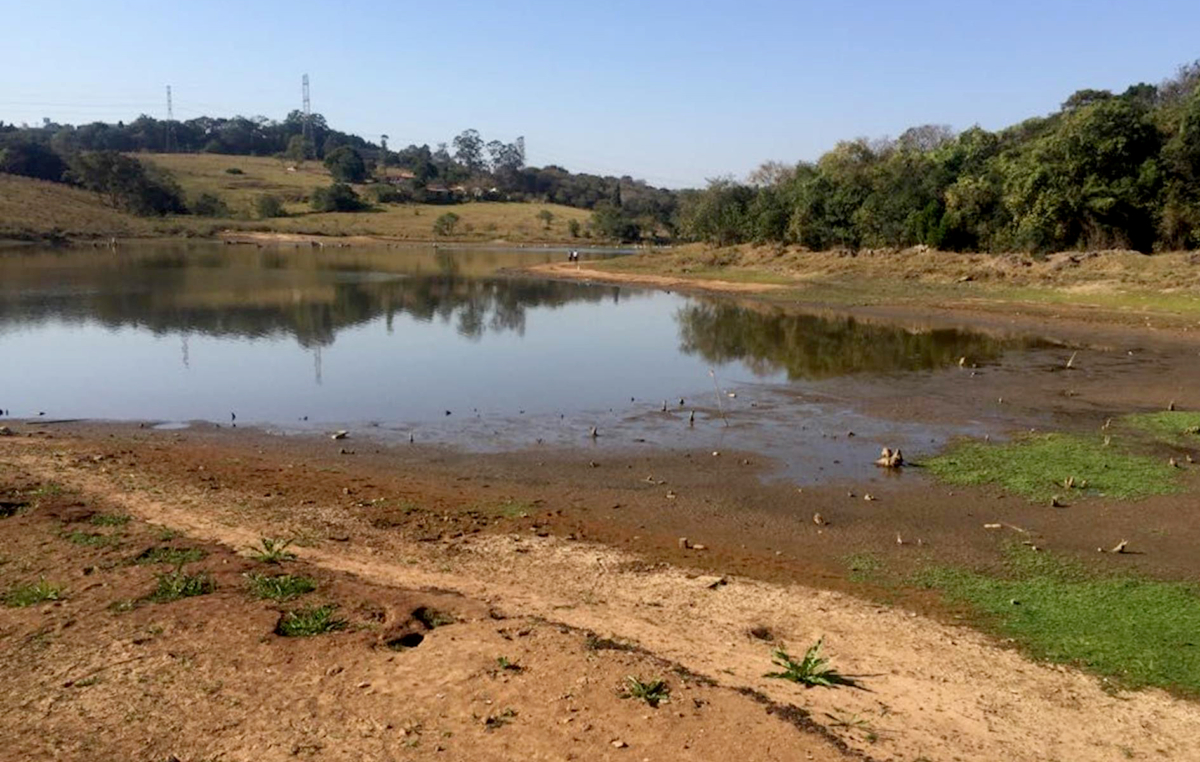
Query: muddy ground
xmin=3 ymin=406 xmax=1200 ymax=761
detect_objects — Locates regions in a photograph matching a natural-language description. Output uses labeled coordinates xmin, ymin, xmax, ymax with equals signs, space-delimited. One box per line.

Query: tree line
xmin=678 ymin=62 xmax=1200 ymax=253
xmin=0 ymin=114 xmax=676 ymax=239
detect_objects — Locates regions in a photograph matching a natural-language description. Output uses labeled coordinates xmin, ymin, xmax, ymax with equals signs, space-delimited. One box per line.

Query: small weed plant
xmin=245 ymin=573 xmax=315 ymax=601
xmin=149 ymin=569 xmax=215 ymax=603
xmin=134 ymin=546 xmax=207 ymax=565
xmin=765 ymin=639 xmax=856 ymax=688
xmin=4 ymin=578 xmax=66 ymax=607
xmin=275 ymin=604 xmax=347 ymax=637
xmin=622 ymin=676 xmax=671 ymax=707
xmin=250 ymin=537 xmax=297 ymax=564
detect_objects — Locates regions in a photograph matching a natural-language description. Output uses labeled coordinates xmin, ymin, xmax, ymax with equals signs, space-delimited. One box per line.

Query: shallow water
xmin=0 ymin=243 xmax=1053 ymax=480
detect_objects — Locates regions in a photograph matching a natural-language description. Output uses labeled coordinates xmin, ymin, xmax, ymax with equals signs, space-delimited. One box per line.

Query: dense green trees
xmin=681 ymin=63 xmax=1200 ymax=252
xmin=323 ymin=146 xmax=367 ymax=183
xmin=0 ymin=139 xmax=68 ymax=182
xmin=310 ymin=183 xmax=366 ymax=212
xmin=68 ymin=151 xmax=186 ymax=215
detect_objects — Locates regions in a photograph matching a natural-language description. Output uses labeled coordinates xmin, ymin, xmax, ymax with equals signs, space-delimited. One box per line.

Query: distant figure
xmin=568 ymin=250 xmax=579 ymax=262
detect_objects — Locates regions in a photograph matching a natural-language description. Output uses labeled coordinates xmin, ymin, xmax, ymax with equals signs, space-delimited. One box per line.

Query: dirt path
xmin=8 ymin=436 xmax=1199 ymax=762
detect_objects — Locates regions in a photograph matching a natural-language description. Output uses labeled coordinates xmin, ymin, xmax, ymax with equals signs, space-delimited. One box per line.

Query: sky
xmin=2 ymin=0 xmax=1199 ymax=188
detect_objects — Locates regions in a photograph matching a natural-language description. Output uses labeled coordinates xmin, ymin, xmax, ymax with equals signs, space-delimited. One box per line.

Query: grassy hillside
xmin=143 ymin=153 xmax=592 ymax=242
xmin=0 ymin=174 xmax=163 ymax=241
xmin=1 ymin=154 xmax=594 ymax=244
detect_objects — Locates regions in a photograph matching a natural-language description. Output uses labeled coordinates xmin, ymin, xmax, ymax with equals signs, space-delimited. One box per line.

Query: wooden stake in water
xmin=709 ymin=369 xmax=729 ymax=427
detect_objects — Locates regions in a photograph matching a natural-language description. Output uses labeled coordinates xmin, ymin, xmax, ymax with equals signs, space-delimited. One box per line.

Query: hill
xmin=0 ymin=154 xmax=594 ymax=245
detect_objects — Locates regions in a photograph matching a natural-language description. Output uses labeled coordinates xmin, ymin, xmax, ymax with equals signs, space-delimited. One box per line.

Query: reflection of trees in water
xmin=0 ymin=268 xmax=615 ymax=348
xmin=676 ymin=302 xmax=1040 ymax=379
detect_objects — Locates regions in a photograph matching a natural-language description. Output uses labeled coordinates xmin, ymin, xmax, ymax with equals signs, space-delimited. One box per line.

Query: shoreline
xmin=3 ymin=420 xmax=1200 ymax=761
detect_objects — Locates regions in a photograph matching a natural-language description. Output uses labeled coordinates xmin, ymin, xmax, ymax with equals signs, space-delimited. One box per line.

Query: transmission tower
xmin=302 ymin=74 xmax=312 ymax=146
xmin=164 ymin=85 xmax=176 ymax=153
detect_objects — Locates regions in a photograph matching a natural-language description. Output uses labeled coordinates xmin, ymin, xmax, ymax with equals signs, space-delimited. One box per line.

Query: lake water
xmin=0 ymin=243 xmax=1051 ymax=480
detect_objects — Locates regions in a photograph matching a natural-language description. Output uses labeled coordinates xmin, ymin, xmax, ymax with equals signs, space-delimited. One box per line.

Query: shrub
xmin=255 ymin=194 xmax=286 ymax=219
xmin=224 ymin=167 xmax=245 ymax=175
xmin=310 ymin=183 xmax=366 ymax=212
xmin=432 ymin=211 xmax=461 ymax=236
xmin=191 ymin=193 xmax=230 ymax=217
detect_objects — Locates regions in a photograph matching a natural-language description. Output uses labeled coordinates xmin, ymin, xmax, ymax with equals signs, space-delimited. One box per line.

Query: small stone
xmin=331 ymin=430 xmax=348 ymax=440
xmin=678 ymin=537 xmax=689 ymax=550
xmin=612 ymin=740 xmax=628 ymax=748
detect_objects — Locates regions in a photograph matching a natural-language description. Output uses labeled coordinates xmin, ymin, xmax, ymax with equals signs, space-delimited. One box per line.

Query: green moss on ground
xmin=916 ymin=549 xmax=1200 ymax=696
xmin=925 ymin=433 xmax=1177 ymax=502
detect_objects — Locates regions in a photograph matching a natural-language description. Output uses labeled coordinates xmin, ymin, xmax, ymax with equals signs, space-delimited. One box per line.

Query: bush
xmin=224 ymin=167 xmax=244 ymax=175
xmin=0 ymin=139 xmax=69 ymax=182
xmin=191 ymin=193 xmax=230 ymax=217
xmin=568 ymin=219 xmax=581 ymax=238
xmin=69 ymin=151 xmax=186 ymax=216
xmin=323 ymin=146 xmax=367 ymax=183
xmin=365 ymin=184 xmax=410 ymax=204
xmin=433 ymin=211 xmax=461 ymax=236
xmin=255 ymin=194 xmax=286 ymax=219
xmin=310 ymin=183 xmax=366 ymax=212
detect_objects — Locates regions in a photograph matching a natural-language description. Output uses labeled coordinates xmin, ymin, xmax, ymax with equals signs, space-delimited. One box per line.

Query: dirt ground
xmin=3 ymin=420 xmax=1200 ymax=762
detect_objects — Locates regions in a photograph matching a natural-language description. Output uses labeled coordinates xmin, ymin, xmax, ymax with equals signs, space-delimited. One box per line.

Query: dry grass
xmin=143 ymin=153 xmax=592 ymax=243
xmin=1 ymin=154 xmax=594 ymax=244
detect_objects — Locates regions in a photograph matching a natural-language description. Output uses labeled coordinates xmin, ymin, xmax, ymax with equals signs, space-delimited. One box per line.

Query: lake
xmin=0 ymin=243 xmax=1052 ymax=479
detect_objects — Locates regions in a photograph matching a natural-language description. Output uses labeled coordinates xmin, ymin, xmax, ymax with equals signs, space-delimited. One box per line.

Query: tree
xmin=310 ymin=183 xmax=366 ymax=212
xmin=452 ymin=129 xmax=485 ymax=174
xmin=323 ymin=146 xmax=367 ymax=183
xmin=69 ymin=151 xmax=186 ymax=216
xmin=286 ymin=135 xmax=315 ymax=161
xmin=0 ymin=139 xmax=68 ymax=182
xmin=433 ymin=211 xmax=461 ymax=236
xmin=537 ymin=209 xmax=554 ymax=229
xmin=568 ymin=219 xmax=581 ymax=237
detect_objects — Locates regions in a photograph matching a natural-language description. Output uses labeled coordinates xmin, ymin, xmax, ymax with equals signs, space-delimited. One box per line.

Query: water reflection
xmin=676 ymin=302 xmax=1049 ymax=379
xmin=0 ymin=243 xmax=1053 ymax=431
xmin=0 ymin=246 xmax=619 ymax=348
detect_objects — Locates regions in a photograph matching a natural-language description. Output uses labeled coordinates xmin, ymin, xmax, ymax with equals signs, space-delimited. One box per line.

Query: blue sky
xmin=3 ymin=0 xmax=1198 ymax=187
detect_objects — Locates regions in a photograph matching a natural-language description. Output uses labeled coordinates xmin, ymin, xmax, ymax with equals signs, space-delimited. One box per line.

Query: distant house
xmin=380 ymin=168 xmax=416 ymax=185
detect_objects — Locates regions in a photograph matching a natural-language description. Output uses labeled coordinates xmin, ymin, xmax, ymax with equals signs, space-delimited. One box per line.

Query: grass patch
xmin=249 ymin=537 xmax=297 ymax=564
xmin=148 ymin=570 xmax=215 ymax=603
xmin=275 ymin=604 xmax=348 ymax=637
xmin=765 ymin=639 xmax=858 ymax=688
xmin=64 ymin=530 xmax=118 ymax=547
xmin=915 ymin=549 xmax=1200 ymax=695
xmin=412 ymin=605 xmax=454 ymax=629
xmin=925 ymin=433 xmax=1177 ymax=502
xmin=1125 ymin=411 xmax=1200 ymax=447
xmin=134 ymin=546 xmax=208 ymax=565
xmin=844 ymin=552 xmax=884 ymax=583
xmin=4 ymin=578 xmax=66 ymax=607
xmin=621 ymin=676 xmax=671 ymax=707
xmin=245 ymin=573 xmax=316 ymax=601
xmin=89 ymin=513 xmax=130 ymax=527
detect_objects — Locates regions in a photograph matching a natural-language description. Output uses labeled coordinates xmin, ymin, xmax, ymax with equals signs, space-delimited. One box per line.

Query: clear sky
xmin=3 ymin=0 xmax=1198 ymax=187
